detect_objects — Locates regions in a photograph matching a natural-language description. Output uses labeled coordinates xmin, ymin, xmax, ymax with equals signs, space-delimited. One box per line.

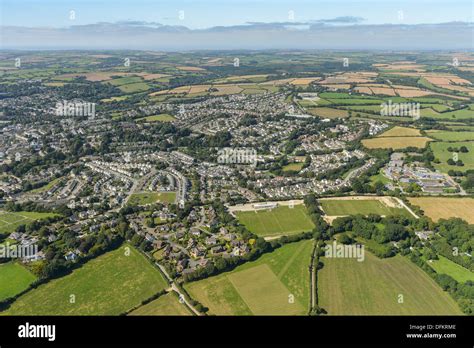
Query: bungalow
xmin=190 ymin=247 xmax=204 ymax=258
xmin=205 ymin=236 xmax=217 ymax=245
xmin=65 ymin=251 xmax=78 ymax=261
xmin=190 ymin=227 xmax=201 ymax=237
xmin=145 ymin=234 xmax=155 ymax=242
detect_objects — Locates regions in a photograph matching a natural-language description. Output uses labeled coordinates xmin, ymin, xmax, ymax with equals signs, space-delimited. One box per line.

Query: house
xmin=211 ymin=245 xmax=225 ymax=254
xmin=145 ymin=234 xmax=155 ymax=242
xmin=205 ymin=236 xmax=217 ymax=245
xmin=23 ymin=250 xmax=45 ymax=263
xmin=65 ymin=251 xmax=78 ymax=261
xmin=10 ymin=232 xmax=22 ymax=240
xmin=415 ymin=231 xmax=434 ymax=241
xmin=190 ymin=247 xmax=204 ymax=258
xmin=190 ymin=227 xmax=201 ymax=236
xmin=177 ymin=258 xmax=189 ymax=272
xmin=153 ymin=240 xmax=164 ymax=249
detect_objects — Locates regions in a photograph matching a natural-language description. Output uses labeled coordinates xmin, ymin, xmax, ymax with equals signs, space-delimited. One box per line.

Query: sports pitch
xmin=318 ymin=252 xmax=462 ymax=315
xmin=0 ymin=211 xmax=59 ymax=236
xmin=235 ymin=205 xmax=315 ymax=237
xmin=3 ymin=244 xmax=168 ymax=315
xmin=319 ymin=197 xmax=412 ymax=218
xmin=185 ymin=239 xmax=313 ymax=315
xmin=127 ymin=191 xmax=177 ymax=206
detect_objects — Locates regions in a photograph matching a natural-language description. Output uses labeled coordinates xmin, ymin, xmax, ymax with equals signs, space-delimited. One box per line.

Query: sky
xmin=1 ymin=0 xmax=473 ymax=50
xmin=2 ymin=0 xmax=472 ymax=28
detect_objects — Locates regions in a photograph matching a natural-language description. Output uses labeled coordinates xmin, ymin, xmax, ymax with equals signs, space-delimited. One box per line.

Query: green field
xmin=428 ymin=255 xmax=474 ymax=283
xmin=319 ymin=198 xmax=411 ymax=217
xmin=369 ymin=170 xmax=391 ymax=185
xmin=127 ymin=191 xmax=176 ymax=206
xmin=430 ymin=141 xmax=474 ymax=173
xmin=318 ymin=252 xmax=462 ymax=315
xmin=185 ymin=239 xmax=313 ymax=315
xmin=129 ymin=292 xmax=192 ymax=316
xmin=0 ymin=263 xmax=37 ymax=302
xmin=0 ymin=211 xmax=59 ymax=236
xmin=306 ymin=107 xmax=349 ymax=118
xmin=107 ymin=76 xmax=143 ymax=86
xmin=136 ymin=114 xmax=175 ymax=122
xmin=421 ymin=107 xmax=474 ymax=120
xmin=427 ymin=131 xmax=474 ymax=142
xmin=328 ymin=98 xmax=384 ymax=105
xmin=3 ymin=245 xmax=168 ymax=315
xmin=445 ymin=125 xmax=474 ymax=131
xmin=235 ymin=205 xmax=315 ymax=237
xmin=118 ymin=82 xmax=150 ymax=93
xmin=282 ymin=163 xmax=304 ymax=172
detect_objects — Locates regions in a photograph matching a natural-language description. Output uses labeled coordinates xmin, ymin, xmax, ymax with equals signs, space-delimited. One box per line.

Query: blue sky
xmin=2 ymin=0 xmax=472 ymax=28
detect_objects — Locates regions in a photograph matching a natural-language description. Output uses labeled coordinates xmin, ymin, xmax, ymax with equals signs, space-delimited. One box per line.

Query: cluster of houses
xmin=383 ymin=153 xmax=459 ymax=194
xmin=174 ymin=92 xmax=289 ymax=130
xmin=130 ymin=205 xmax=252 ymax=276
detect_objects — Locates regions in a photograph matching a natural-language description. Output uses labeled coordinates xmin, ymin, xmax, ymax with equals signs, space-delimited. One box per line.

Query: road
xmin=155 ymin=262 xmax=203 ymax=316
xmin=393 ymin=197 xmax=419 ymax=219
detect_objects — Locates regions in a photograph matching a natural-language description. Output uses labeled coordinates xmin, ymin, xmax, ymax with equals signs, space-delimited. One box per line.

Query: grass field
xmin=107 ymin=76 xmax=143 ymax=86
xmin=445 ymin=125 xmax=474 ymax=131
xmin=0 ymin=263 xmax=37 ymax=302
xmin=328 ymin=98 xmax=384 ymax=105
xmin=428 ymin=256 xmax=474 ymax=283
xmin=185 ymin=239 xmax=313 ymax=315
xmin=136 ymin=114 xmax=175 ymax=122
xmin=306 ymin=107 xmax=349 ymax=118
xmin=430 ymin=142 xmax=474 ymax=173
xmin=319 ymin=197 xmax=411 ymax=218
xmin=118 ymin=82 xmax=150 ymax=93
xmin=0 ymin=211 xmax=59 ymax=236
xmin=378 ymin=126 xmax=421 ymax=137
xmin=150 ymin=82 xmax=278 ymax=98
xmin=128 ymin=292 xmax=191 ymax=316
xmin=362 ymin=136 xmax=432 ymax=149
xmin=369 ymin=169 xmax=391 ymax=185
xmin=408 ymin=197 xmax=474 ymax=223
xmin=318 ymin=252 xmax=462 ymax=315
xmin=420 ymin=107 xmax=474 ymax=120
xmin=235 ymin=205 xmax=315 ymax=237
xmin=282 ymin=163 xmax=304 ymax=172
xmin=127 ymin=192 xmax=176 ymax=206
xmin=3 ymin=245 xmax=168 ymax=315
xmin=426 ymin=131 xmax=474 ymax=142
